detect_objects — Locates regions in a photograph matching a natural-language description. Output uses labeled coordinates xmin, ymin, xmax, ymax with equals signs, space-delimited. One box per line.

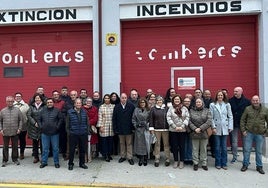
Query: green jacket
xmin=240 ymin=105 xmax=268 ymax=135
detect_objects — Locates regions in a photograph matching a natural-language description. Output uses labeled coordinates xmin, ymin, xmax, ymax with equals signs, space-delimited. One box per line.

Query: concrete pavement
xmin=0 ymin=148 xmax=267 ymax=188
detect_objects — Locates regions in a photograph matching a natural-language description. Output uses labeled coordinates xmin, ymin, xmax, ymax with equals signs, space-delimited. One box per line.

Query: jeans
xmin=242 ymin=132 xmax=264 ymax=167
xmin=214 ymin=135 xmax=228 ymax=167
xmin=41 ymin=133 xmax=59 ymax=165
xmin=230 ymin=127 xmax=242 ymax=159
xmin=184 ymin=133 xmax=192 ymax=161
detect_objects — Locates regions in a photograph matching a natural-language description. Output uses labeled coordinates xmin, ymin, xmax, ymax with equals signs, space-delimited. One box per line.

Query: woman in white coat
xmin=210 ymin=90 xmax=233 ymax=170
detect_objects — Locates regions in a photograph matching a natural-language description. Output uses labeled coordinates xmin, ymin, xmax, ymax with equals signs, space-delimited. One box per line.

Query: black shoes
xmin=105 ymin=155 xmax=110 ymax=162
xmin=128 ymin=159 xmax=134 ymax=165
xmin=138 ymin=159 xmax=143 ymax=166
xmin=241 ymin=165 xmax=248 ymax=172
xmin=143 ymin=159 xmax=147 ymax=166
xmin=40 ymin=164 xmax=47 ymax=168
xmin=165 ymin=161 xmax=170 ymax=167
xmin=154 ymin=162 xmax=159 ymax=167
xmin=193 ymin=165 xmax=198 ymax=171
xmin=256 ymin=166 xmax=265 ymax=174
xmin=79 ymin=164 xmax=88 ymax=169
xmin=68 ymin=165 xmax=74 ymax=170
xmin=118 ymin=157 xmax=126 ymax=163
xmin=55 ymin=164 xmax=60 ymax=168
xmin=202 ymin=166 xmax=208 ymax=171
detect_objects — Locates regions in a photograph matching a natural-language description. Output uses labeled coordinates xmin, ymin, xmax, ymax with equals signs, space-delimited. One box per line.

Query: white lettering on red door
xmin=135 ymin=44 xmax=241 ymax=62
xmin=1 ymin=49 xmax=84 ymax=64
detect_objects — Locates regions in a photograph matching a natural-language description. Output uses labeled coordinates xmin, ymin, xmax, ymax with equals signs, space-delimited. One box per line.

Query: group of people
xmin=0 ymin=86 xmax=267 ymax=175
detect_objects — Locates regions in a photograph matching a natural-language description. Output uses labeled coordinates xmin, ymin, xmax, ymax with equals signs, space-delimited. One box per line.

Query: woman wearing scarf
xmin=167 ymin=94 xmax=189 ymax=169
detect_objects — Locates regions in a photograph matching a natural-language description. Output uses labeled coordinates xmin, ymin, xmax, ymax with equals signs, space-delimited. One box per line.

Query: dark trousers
xmin=113 ymin=135 xmax=119 ymax=155
xmin=100 ymin=136 xmax=113 ymax=156
xmin=59 ymin=124 xmax=67 ymax=155
xmin=3 ymin=135 xmax=19 ymax=162
xmin=170 ymin=132 xmax=186 ymax=162
xmin=19 ymin=131 xmax=27 ymax=154
xmin=32 ymin=139 xmax=42 ymax=158
xmin=68 ymin=134 xmax=87 ymax=166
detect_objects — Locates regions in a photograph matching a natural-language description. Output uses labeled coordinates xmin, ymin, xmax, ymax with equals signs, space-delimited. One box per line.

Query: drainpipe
xmin=98 ymin=0 xmax=103 ymax=95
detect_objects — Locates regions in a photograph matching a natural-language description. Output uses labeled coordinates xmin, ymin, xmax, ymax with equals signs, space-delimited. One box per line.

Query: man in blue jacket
xmin=66 ymin=98 xmax=89 ymax=170
xmin=39 ymin=98 xmax=62 ymax=168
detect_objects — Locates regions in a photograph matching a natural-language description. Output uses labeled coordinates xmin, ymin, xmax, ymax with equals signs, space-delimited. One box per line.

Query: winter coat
xmin=240 ymin=105 xmax=268 ymax=135
xmin=66 ymin=108 xmax=88 ymax=135
xmin=189 ymin=107 xmax=212 ymax=139
xmin=39 ymin=106 xmax=63 ymax=136
xmin=210 ymin=102 xmax=233 ymax=136
xmin=132 ymin=107 xmax=150 ymax=155
xmin=113 ymin=102 xmax=135 ymax=135
xmin=97 ymin=103 xmax=115 ymax=137
xmin=167 ymin=105 xmax=189 ymax=132
xmin=83 ymin=105 xmax=98 ymax=144
xmin=13 ymin=100 xmax=29 ymax=131
xmin=149 ymin=104 xmax=169 ymax=131
xmin=26 ymin=103 xmax=45 ymax=139
xmin=0 ymin=106 xmax=23 ymax=136
xmin=229 ymin=95 xmax=251 ymax=128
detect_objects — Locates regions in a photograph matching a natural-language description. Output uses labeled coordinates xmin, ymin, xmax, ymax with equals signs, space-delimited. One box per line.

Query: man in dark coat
xmin=39 ymin=98 xmax=62 ymax=169
xmin=113 ymin=93 xmax=135 ymax=165
xmin=229 ymin=87 xmax=251 ymax=163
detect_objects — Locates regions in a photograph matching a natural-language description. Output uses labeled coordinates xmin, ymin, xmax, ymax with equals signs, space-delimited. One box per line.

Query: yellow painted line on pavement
xmin=0 ymin=183 xmax=179 ymax=188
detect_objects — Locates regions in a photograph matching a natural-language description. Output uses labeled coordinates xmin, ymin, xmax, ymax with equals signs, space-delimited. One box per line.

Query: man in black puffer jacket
xmin=39 ymin=98 xmax=63 ymax=169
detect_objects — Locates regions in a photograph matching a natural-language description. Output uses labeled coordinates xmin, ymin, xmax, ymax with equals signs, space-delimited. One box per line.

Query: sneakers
xmin=241 ymin=165 xmax=248 ymax=172
xmin=178 ymin=162 xmax=184 ymax=169
xmin=231 ymin=158 xmax=237 ymax=163
xmin=256 ymin=166 xmax=265 ymax=174
xmin=173 ymin=161 xmax=178 ymax=169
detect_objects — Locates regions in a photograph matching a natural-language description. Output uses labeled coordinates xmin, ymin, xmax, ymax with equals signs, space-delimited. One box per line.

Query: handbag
xmin=206 ymin=127 xmax=213 ymax=137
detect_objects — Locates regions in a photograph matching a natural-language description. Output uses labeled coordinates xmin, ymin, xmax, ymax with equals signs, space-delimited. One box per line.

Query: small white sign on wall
xmin=178 ymin=77 xmax=196 ymax=90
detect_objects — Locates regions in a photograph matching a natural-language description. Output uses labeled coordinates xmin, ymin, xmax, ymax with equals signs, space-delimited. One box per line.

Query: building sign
xmin=120 ymin=0 xmax=261 ymax=19
xmin=0 ymin=7 xmax=92 ymax=24
xmin=178 ymin=77 xmax=196 ymax=90
xmin=1 ymin=49 xmax=84 ymax=65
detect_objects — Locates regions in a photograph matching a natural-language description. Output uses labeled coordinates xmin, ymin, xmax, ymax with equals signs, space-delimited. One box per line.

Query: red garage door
xmin=0 ymin=23 xmax=93 ymax=107
xmin=0 ymin=23 xmax=93 ymax=145
xmin=121 ymin=16 xmax=258 ymax=98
